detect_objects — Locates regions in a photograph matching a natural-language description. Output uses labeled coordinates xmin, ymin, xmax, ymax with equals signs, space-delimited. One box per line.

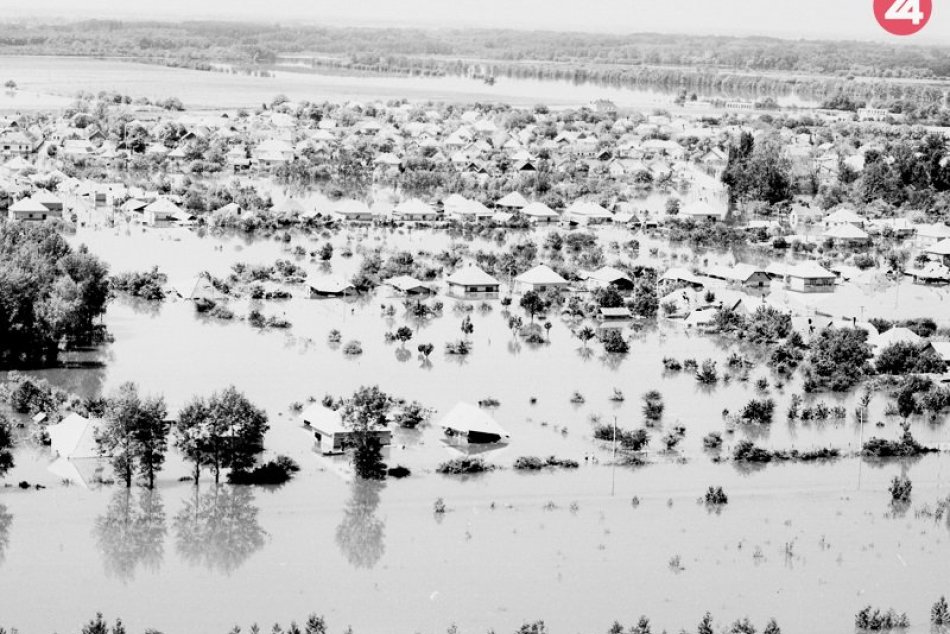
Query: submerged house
xmin=586 ymin=266 xmax=635 ymax=292
xmin=514 ymin=264 xmax=569 ymax=292
xmin=440 ymin=402 xmax=510 ymax=444
xmin=777 ymin=262 xmax=837 ymax=293
xmin=706 ymin=264 xmax=771 ymax=289
xmin=47 ymin=413 xmax=107 ymax=488
xmin=446 ymin=266 xmax=501 ymax=294
xmin=386 ymin=275 xmax=433 ymax=296
xmin=143 ymin=197 xmax=182 ymax=225
xmin=301 ymin=404 xmax=392 ymax=455
xmin=309 ymin=277 xmax=357 ymax=298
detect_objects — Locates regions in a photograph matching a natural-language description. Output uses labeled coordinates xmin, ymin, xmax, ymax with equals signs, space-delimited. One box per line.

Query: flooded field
xmin=1 ymin=218 xmax=949 ymax=633
xmin=0 ymin=56 xmax=818 ymax=112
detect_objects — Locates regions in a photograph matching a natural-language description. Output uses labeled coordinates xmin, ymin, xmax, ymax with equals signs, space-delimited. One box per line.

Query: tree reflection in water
xmin=0 ymin=504 xmax=11 ymax=566
xmin=335 ymin=478 xmax=385 ymax=569
xmin=174 ymin=485 xmax=267 ymax=575
xmin=94 ymin=488 xmax=166 ymax=582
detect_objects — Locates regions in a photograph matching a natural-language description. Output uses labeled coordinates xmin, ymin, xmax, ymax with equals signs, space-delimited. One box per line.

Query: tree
xmin=519 ymin=290 xmax=550 ymax=322
xmin=175 ymin=397 xmax=210 ymax=484
xmin=460 ymin=315 xmax=474 ymax=339
xmin=665 ymin=197 xmax=681 ymax=216
xmin=875 ymin=342 xmax=947 ymax=375
xmin=3 ymin=80 xmax=16 ymax=91
xmin=175 ymin=387 xmax=269 ymax=484
xmin=393 ymin=325 xmax=413 ymax=347
xmin=631 ymin=278 xmax=659 ymax=318
xmin=0 ymin=415 xmax=14 ymax=478
xmin=576 ymin=326 xmax=596 ymax=348
xmin=601 ymin=329 xmax=629 ymax=354
xmin=802 ymin=328 xmax=873 ymax=392
xmin=0 ymin=224 xmax=110 ymax=368
xmin=417 ymin=342 xmax=434 ymax=358
xmin=340 ymin=386 xmax=394 ymax=480
xmin=99 ymin=383 xmax=168 ymax=488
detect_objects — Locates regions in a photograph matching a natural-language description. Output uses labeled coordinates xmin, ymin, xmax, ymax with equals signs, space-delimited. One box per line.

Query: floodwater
xmin=0 ymin=56 xmax=817 ymax=112
xmin=1 ymin=217 xmax=949 ymax=633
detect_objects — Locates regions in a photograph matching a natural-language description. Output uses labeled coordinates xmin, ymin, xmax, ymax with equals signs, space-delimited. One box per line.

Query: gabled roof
xmin=439 ymin=402 xmax=509 ymax=438
xmin=515 ymin=264 xmax=568 ymax=285
xmin=446 ymin=266 xmax=500 ymax=287
xmin=496 ymin=191 xmax=529 ymax=209
xmin=144 ymin=197 xmax=182 ymax=215
xmin=927 ymin=238 xmax=950 ymax=256
xmin=588 ymin=266 xmax=632 ymax=284
xmin=521 ymin=202 xmax=558 ymax=218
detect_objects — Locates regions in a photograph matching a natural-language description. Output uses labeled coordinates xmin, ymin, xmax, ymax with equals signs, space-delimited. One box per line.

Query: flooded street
xmin=1 ymin=222 xmax=949 ymax=633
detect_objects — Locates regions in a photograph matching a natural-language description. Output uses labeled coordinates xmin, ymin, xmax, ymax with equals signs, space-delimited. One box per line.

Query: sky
xmin=5 ymin=0 xmax=949 ymax=43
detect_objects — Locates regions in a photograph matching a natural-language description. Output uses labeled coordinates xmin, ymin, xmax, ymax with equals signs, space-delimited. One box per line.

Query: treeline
xmin=3 ymin=21 xmax=950 ymax=78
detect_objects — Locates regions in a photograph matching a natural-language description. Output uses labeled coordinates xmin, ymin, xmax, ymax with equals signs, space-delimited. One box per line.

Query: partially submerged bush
xmin=387 ymin=465 xmax=411 ymax=478
xmin=739 ymin=398 xmax=776 ymax=424
xmin=854 ymin=606 xmax=909 ymax=631
xmin=862 ymin=425 xmax=933 ymax=458
xmin=703 ymin=432 xmax=723 ymax=449
xmin=110 ymin=267 xmax=167 ymax=300
xmin=513 ymin=456 xmax=580 ymax=470
xmin=436 ymin=457 xmax=495 ymax=475
xmin=227 ymin=455 xmax=300 ymax=485
xmin=889 ymin=475 xmax=912 ymax=503
xmin=342 ymin=340 xmax=363 ymax=355
xmin=445 ymin=340 xmax=471 ymax=355
xmin=642 ymin=390 xmax=664 ymax=421
xmin=704 ymin=486 xmax=728 ymax=505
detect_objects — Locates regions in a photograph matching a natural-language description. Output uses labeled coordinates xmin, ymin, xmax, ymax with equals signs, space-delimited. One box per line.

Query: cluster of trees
xmin=802 ymin=328 xmax=873 ymax=392
xmin=95 ymin=383 xmax=271 ymax=488
xmin=0 ymin=223 xmax=110 ymax=368
xmin=722 ymin=132 xmax=792 ymax=205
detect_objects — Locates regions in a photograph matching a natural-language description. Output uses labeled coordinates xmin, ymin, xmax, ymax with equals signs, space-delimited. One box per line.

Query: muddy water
xmin=1 ymin=221 xmax=949 ymax=633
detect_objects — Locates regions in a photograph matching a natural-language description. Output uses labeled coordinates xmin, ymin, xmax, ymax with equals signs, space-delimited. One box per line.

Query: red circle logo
xmin=874 ymin=0 xmax=932 ymax=35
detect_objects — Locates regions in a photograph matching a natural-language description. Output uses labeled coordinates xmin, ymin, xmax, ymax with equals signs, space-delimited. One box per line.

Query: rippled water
xmin=1 ymin=217 xmax=949 ymax=633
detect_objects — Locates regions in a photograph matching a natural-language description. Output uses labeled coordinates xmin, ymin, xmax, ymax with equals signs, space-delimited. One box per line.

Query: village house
xmin=142 ymin=197 xmax=182 ymax=225
xmin=514 ymin=264 xmax=569 ymax=293
xmin=8 ymin=196 xmax=62 ymax=222
xmin=585 ymin=266 xmax=635 ymax=292
xmin=706 ymin=263 xmax=771 ymax=289
xmin=925 ymin=239 xmax=950 ymax=267
xmin=446 ymin=266 xmax=501 ymax=295
xmin=301 ymin=404 xmax=392 ymax=455
xmin=770 ymin=261 xmax=837 ymax=293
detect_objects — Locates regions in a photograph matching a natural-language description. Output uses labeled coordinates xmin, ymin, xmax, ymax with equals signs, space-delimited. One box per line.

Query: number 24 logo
xmin=885 ymin=0 xmax=925 ymax=24
xmin=874 ymin=0 xmax=932 ymax=34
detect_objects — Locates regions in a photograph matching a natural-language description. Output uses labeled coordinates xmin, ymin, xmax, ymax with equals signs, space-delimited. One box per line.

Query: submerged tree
xmin=99 ymin=382 xmax=168 ymax=488
xmin=340 ymin=386 xmax=393 ymax=480
xmin=175 ymin=386 xmax=269 ymax=484
xmin=0 ymin=415 xmax=14 ymax=479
